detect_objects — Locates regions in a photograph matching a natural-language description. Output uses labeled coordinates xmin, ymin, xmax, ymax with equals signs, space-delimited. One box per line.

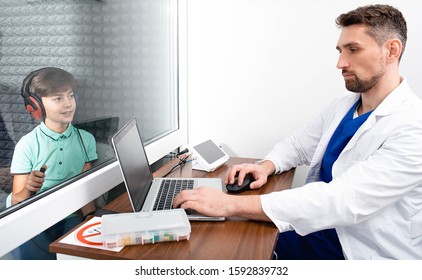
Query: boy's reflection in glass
xmin=9 ymin=67 xmax=98 ymax=259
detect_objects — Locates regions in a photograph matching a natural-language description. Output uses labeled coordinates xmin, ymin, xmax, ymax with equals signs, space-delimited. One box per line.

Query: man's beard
xmin=344 ymin=70 xmax=384 ymax=93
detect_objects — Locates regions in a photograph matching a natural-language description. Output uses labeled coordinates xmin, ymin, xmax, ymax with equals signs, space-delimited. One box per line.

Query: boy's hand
xmin=26 ymin=165 xmax=47 ymax=194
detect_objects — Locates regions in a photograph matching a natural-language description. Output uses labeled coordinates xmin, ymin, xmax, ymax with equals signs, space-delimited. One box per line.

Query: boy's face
xmin=42 ymin=87 xmax=76 ymax=128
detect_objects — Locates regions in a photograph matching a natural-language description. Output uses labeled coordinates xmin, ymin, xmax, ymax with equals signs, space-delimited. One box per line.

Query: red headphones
xmin=21 ymin=67 xmax=78 ymax=121
xmin=21 ymin=68 xmax=47 ymax=121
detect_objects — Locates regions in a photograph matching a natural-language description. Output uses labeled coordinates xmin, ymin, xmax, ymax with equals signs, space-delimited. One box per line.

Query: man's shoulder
xmin=405 ymin=91 xmax=422 ymax=112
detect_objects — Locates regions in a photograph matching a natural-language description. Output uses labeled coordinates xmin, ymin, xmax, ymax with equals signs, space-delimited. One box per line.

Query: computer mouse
xmin=226 ymin=173 xmax=255 ymax=193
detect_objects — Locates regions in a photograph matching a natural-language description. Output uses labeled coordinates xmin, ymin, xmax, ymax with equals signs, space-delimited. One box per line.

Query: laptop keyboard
xmin=153 ymin=179 xmax=194 ymax=212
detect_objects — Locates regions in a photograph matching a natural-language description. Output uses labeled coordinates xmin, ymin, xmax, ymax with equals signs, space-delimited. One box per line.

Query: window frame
xmin=0 ymin=0 xmax=187 ymax=257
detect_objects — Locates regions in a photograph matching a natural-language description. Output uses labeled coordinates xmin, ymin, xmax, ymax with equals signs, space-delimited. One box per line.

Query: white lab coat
xmin=260 ymin=79 xmax=422 ymax=259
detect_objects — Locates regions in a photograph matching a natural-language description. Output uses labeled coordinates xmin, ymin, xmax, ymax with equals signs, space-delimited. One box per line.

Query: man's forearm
xmin=259 ymin=160 xmax=276 ymax=176
xmin=227 ymin=194 xmax=271 ymax=221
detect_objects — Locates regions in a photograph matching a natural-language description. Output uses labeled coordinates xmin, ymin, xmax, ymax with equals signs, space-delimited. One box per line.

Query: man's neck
xmin=359 ymin=73 xmax=401 ymax=116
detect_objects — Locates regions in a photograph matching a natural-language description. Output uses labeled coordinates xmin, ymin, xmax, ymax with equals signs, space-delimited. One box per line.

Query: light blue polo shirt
xmin=11 ymin=122 xmax=98 ymax=193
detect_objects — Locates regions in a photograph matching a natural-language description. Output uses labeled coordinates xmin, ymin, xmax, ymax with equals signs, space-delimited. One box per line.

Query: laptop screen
xmin=111 ymin=118 xmax=152 ymax=212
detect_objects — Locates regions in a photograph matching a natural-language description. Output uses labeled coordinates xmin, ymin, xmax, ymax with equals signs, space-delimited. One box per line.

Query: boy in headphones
xmin=9 ymin=67 xmax=98 ymax=259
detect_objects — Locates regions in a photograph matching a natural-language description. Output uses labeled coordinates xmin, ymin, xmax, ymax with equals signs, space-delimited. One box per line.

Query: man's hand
xmin=173 ymin=186 xmax=270 ymax=221
xmin=225 ymin=161 xmax=275 ymax=189
xmin=173 ymin=187 xmax=232 ymax=217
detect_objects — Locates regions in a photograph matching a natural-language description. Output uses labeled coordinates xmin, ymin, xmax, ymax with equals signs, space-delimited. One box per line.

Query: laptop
xmin=111 ymin=118 xmax=225 ymax=221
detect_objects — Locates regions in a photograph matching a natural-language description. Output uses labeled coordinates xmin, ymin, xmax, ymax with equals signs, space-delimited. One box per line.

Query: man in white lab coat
xmin=174 ymin=4 xmax=422 ymax=259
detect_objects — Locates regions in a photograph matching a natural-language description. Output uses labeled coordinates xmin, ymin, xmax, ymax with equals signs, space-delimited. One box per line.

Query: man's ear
xmin=385 ymin=39 xmax=402 ymax=63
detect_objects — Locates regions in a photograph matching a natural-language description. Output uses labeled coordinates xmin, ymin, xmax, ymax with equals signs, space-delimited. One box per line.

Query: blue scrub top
xmin=320 ymin=100 xmax=373 ymax=183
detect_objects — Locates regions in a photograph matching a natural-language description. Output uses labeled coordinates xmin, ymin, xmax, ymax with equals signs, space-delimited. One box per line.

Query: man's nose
xmin=336 ymin=53 xmax=349 ymax=69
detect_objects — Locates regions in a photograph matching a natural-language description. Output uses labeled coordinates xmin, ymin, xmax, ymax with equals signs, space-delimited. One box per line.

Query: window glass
xmin=0 ymin=0 xmax=179 ymax=215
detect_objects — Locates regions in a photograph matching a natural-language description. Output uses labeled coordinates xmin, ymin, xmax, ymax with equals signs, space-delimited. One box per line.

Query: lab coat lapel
xmin=306 ymin=94 xmax=359 ymax=183
xmin=340 ymin=114 xmax=376 ymax=155
xmin=340 ymin=80 xmax=410 ymax=155
xmin=315 ymin=95 xmax=360 ymax=162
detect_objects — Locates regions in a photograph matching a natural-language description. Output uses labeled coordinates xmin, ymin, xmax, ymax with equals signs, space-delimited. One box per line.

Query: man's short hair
xmin=336 ymin=4 xmax=407 ymax=60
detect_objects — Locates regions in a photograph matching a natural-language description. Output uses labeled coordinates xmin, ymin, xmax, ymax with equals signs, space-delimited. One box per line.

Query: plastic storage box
xmin=101 ymin=209 xmax=191 ymax=248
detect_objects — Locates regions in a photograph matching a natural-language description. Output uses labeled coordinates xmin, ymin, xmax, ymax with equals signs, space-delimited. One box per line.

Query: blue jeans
xmin=11 ymin=215 xmax=83 ymax=260
xmin=274 ymin=229 xmax=345 ymax=260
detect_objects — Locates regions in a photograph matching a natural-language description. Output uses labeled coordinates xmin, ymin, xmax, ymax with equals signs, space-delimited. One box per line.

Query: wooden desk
xmin=50 ymin=157 xmax=294 ymax=260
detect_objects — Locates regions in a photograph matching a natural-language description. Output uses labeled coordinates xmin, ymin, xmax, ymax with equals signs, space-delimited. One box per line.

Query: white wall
xmin=187 ymin=0 xmax=422 ymax=186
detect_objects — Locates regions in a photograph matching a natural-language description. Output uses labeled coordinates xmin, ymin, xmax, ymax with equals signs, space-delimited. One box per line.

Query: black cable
xmin=176 ymin=148 xmax=189 ymax=156
xmin=76 ymin=127 xmax=89 ymax=162
xmin=161 ymin=148 xmax=191 ymax=177
xmin=162 ymin=156 xmax=189 ymax=177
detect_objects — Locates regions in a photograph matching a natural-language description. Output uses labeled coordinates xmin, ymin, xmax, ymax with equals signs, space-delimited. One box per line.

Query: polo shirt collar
xmin=40 ymin=122 xmax=74 ymax=140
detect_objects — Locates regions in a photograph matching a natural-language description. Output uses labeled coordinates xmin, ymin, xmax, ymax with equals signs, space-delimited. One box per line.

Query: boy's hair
xmin=29 ymin=67 xmax=75 ymax=97
xmin=336 ymin=4 xmax=407 ymax=61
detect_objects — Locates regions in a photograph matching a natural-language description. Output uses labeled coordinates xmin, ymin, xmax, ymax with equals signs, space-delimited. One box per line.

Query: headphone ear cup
xmin=26 ymin=95 xmax=45 ymax=121
xmin=21 ymin=68 xmax=46 ymax=121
